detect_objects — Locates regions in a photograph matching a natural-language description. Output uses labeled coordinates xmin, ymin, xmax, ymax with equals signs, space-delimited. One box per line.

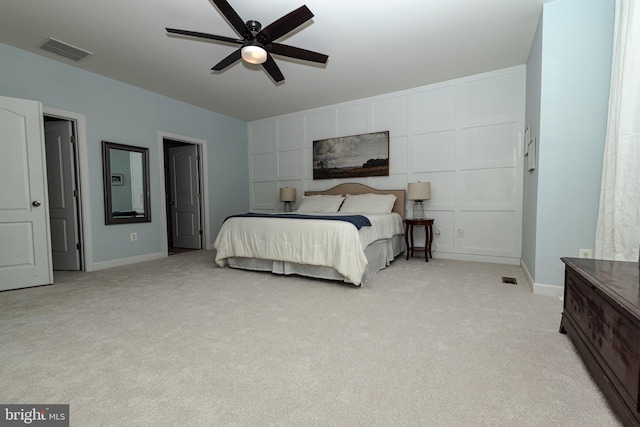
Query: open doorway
xmin=43 ymin=115 xmax=84 ymax=270
xmin=163 ymin=138 xmax=204 ymax=255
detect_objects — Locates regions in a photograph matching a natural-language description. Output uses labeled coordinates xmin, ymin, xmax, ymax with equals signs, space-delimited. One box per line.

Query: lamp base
xmin=283 ymin=202 xmax=293 ymax=212
xmin=412 ymin=200 xmax=425 ymax=220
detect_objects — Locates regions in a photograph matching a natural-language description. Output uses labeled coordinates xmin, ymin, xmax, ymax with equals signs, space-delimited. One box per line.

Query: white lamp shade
xmin=279 ymin=187 xmax=296 ymax=202
xmin=241 ymin=45 xmax=267 ymax=64
xmin=407 ymin=182 xmax=431 ymax=201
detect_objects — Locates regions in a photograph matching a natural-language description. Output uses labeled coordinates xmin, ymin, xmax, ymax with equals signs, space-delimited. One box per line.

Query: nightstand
xmin=404 ymin=218 xmax=434 ymax=262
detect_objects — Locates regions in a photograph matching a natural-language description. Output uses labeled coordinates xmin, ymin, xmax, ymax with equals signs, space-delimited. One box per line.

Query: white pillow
xmin=339 ymin=193 xmax=397 ymax=214
xmin=296 ymin=194 xmax=345 ymax=213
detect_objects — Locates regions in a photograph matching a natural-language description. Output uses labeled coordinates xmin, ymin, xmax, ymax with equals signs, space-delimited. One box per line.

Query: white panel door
xmin=45 ymin=120 xmax=80 ymax=270
xmin=0 ymin=96 xmax=52 ymax=290
xmin=169 ymin=145 xmax=201 ymax=249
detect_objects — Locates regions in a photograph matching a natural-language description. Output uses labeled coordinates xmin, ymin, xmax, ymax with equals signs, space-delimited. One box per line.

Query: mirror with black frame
xmin=102 ymin=141 xmax=151 ymax=225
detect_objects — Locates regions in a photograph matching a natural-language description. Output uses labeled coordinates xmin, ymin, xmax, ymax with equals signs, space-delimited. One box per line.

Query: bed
xmin=213 ymin=183 xmax=406 ymax=286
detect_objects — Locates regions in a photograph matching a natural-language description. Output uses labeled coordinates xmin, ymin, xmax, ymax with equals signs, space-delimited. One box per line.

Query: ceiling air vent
xmin=39 ymin=37 xmax=92 ymax=62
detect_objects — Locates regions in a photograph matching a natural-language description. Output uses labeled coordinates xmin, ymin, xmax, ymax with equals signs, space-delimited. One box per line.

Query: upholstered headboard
xmin=305 ymin=183 xmax=405 ymax=218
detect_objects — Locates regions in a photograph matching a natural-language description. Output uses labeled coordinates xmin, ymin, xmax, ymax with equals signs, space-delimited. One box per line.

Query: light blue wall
xmin=523 ymin=0 xmax=614 ymax=287
xmin=522 ymin=15 xmax=543 ymax=277
xmin=0 ymin=42 xmax=249 ymax=263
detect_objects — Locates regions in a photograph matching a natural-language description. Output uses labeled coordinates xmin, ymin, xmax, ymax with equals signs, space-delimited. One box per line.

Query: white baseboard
xmin=93 ymin=252 xmax=165 ymax=270
xmin=520 ymin=260 xmax=534 ymax=292
xmin=432 ymin=252 xmax=521 ymax=265
xmin=519 ymin=259 xmax=564 ymax=297
xmin=532 ymin=282 xmax=564 ymax=298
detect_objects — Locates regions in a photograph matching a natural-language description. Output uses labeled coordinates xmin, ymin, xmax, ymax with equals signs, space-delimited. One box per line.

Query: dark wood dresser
xmin=560 ymin=257 xmax=640 ymax=426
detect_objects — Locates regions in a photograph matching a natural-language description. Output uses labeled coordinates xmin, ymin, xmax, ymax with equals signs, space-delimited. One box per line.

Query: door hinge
xmin=197 ymin=192 xmax=201 ymax=198
xmin=197 ymin=154 xmax=200 ymax=161
xmin=199 ymin=230 xmax=203 ymax=235
xmin=76 ymin=243 xmax=81 ymax=250
xmin=73 ymin=190 xmax=78 ymax=197
xmin=70 ymin=135 xmax=76 ymax=143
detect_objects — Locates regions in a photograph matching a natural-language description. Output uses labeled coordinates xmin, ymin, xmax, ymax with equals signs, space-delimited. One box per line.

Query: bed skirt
xmin=226 ymin=234 xmax=405 ymax=285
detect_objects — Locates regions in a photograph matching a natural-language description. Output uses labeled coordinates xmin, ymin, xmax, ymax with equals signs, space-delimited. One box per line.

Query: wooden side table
xmin=404 ymin=218 xmax=434 ymax=262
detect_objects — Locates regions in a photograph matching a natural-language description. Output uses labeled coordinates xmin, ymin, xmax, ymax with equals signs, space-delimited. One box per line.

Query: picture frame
xmin=527 ymin=138 xmax=536 ymax=171
xmin=312 ymin=131 xmax=389 ymax=180
xmin=111 ymin=173 xmax=124 ymax=186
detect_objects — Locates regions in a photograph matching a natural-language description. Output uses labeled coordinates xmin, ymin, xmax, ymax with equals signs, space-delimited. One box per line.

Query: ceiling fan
xmin=166 ymin=0 xmax=329 ymax=83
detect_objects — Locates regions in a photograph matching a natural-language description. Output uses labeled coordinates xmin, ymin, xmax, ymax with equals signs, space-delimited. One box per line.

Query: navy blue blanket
xmin=225 ymin=212 xmax=371 ymax=230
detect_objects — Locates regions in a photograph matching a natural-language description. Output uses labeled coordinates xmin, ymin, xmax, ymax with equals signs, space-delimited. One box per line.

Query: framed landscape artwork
xmin=313 ymin=131 xmax=390 ymax=179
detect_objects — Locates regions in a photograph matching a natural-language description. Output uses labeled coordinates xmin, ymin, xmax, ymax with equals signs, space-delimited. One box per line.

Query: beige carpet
xmin=0 ymin=251 xmax=621 ymax=426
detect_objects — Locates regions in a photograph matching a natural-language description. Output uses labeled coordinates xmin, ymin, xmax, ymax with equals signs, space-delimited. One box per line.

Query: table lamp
xmin=407 ymin=182 xmax=431 ymax=219
xmin=279 ymin=187 xmax=296 ymax=212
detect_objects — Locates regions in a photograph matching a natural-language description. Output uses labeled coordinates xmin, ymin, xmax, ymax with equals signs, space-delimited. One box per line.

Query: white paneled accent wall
xmin=248 ymin=66 xmax=525 ymax=264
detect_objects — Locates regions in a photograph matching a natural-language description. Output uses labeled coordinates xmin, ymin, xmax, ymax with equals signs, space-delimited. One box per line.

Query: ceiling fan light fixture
xmin=241 ymin=45 xmax=267 ymax=64
xmin=168 ymin=2 xmax=328 ymax=82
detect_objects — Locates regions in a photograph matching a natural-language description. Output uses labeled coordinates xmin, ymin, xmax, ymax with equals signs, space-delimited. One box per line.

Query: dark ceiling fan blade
xmin=211 ymin=0 xmax=251 ymax=38
xmin=257 ymin=5 xmax=314 ymax=43
xmin=166 ymin=28 xmax=243 ymax=45
xmin=211 ymin=49 xmax=242 ymax=71
xmin=262 ymin=55 xmax=285 ymax=82
xmin=269 ymin=43 xmax=328 ymax=64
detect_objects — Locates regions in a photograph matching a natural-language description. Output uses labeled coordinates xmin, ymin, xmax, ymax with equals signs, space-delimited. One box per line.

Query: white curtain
xmin=595 ymin=0 xmax=640 ymax=261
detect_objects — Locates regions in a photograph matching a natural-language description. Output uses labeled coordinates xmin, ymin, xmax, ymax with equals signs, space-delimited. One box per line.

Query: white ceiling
xmin=0 ymin=0 xmax=550 ymax=121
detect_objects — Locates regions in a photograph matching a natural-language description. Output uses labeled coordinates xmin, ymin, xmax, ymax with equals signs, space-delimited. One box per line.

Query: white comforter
xmin=213 ymin=213 xmax=404 ymax=285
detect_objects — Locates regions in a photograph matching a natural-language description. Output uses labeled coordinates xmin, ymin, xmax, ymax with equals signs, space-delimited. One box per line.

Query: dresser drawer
xmin=564 ymin=271 xmax=640 ymax=414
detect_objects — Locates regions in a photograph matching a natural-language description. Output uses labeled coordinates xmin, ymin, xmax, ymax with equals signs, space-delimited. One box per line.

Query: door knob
xmin=32 ymin=200 xmax=41 ymax=207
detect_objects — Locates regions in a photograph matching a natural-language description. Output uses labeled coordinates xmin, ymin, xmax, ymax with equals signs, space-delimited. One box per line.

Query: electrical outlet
xmin=434 ymin=229 xmax=442 ymax=236
xmin=579 ymin=248 xmax=592 ymax=259
xmin=457 ymin=229 xmax=464 ymax=238
xmin=130 ymin=232 xmax=137 ymax=242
